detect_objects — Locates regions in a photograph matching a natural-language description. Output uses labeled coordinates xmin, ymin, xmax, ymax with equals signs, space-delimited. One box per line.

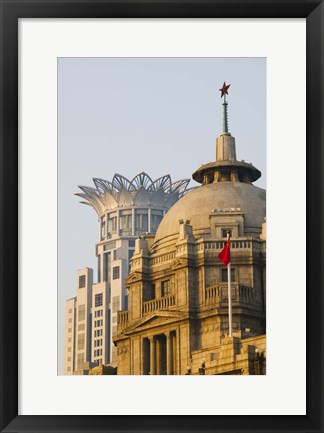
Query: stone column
xmin=131 ymin=208 xmax=135 ymax=236
xmin=156 ymin=338 xmax=161 ymax=375
xmin=148 ymin=208 xmax=151 ymax=234
xmin=140 ymin=338 xmax=145 ymax=375
xmin=116 ymin=209 xmax=120 ymax=235
xmin=166 ymin=332 xmax=173 ymax=375
xmin=172 ymin=331 xmax=177 ymax=374
xmin=149 ymin=336 xmax=156 ymax=375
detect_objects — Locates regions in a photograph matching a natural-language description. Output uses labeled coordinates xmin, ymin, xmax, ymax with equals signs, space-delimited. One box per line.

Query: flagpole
xmin=227 ymin=232 xmax=232 ymax=337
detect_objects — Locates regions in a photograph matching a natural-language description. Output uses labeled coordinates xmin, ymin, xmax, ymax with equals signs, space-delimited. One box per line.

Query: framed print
xmin=0 ymin=0 xmax=323 ymax=432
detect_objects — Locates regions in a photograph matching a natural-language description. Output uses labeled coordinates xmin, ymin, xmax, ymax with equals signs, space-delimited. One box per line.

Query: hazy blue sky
xmin=58 ymin=57 xmax=266 ymax=374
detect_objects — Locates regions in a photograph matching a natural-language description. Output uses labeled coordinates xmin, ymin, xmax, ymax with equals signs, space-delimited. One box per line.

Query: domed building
xmin=113 ymin=84 xmax=266 ymax=375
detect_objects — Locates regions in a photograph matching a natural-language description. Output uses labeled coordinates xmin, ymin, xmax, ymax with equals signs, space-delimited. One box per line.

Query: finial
xmin=219 ymin=81 xmax=230 ymax=98
xmin=219 ymin=81 xmax=231 ymax=133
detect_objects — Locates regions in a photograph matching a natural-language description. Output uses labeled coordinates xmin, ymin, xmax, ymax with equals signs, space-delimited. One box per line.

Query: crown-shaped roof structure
xmin=76 ymin=172 xmax=194 ymax=217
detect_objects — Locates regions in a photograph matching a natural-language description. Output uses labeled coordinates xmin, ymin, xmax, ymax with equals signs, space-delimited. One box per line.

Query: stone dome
xmin=152 ymin=84 xmax=266 ymax=250
xmin=153 ymin=181 xmax=266 ymax=248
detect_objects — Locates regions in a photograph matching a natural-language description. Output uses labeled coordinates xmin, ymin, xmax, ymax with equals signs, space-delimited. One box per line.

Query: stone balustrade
xmin=198 ymin=239 xmax=253 ymax=252
xmin=143 ymin=295 xmax=176 ymax=314
xmin=151 ymin=252 xmax=176 ymax=265
xmin=117 ymin=310 xmax=129 ymax=331
xmin=205 ymin=284 xmax=255 ymax=305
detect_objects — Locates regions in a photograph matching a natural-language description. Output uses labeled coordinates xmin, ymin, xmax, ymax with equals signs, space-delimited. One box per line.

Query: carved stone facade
xmin=113 ymin=90 xmax=266 ymax=375
xmin=114 ymin=219 xmax=266 ymax=375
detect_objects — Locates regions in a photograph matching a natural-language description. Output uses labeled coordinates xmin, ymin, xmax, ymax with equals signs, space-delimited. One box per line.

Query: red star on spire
xmin=219 ymin=81 xmax=230 ymax=98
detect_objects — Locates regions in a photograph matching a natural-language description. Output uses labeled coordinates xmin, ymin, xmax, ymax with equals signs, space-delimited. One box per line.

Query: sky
xmin=58 ymin=57 xmax=266 ymax=374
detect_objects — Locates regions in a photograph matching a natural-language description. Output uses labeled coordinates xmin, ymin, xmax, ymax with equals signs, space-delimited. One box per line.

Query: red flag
xmin=218 ymin=237 xmax=230 ymax=266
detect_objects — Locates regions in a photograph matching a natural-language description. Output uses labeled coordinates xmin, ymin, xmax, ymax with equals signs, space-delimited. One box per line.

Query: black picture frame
xmin=0 ymin=1 xmax=323 ymax=432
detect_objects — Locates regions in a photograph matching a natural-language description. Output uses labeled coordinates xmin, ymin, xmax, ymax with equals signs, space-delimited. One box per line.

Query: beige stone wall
xmin=191 ymin=334 xmax=266 ymax=375
xmin=116 ymin=338 xmax=131 ymax=375
xmin=114 ymin=222 xmax=266 ymax=375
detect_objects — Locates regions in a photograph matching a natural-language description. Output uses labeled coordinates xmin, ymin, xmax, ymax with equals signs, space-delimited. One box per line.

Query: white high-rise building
xmin=64 ymin=172 xmax=193 ymax=374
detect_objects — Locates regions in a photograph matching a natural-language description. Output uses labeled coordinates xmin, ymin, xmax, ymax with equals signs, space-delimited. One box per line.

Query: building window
xmin=108 ymin=214 xmax=117 ymax=235
xmin=95 ymin=319 xmax=103 ymax=328
xmin=78 ymin=304 xmax=85 ymax=321
xmin=112 ymin=296 xmax=120 ymax=313
xmin=103 ymin=252 xmax=110 ymax=282
xmin=135 ymin=211 xmax=148 ymax=234
xmin=101 ymin=220 xmax=106 ymax=240
xmin=94 ymin=319 xmax=103 ymax=328
xmin=68 ymin=328 xmax=72 ymax=333
xmin=129 ymin=240 xmax=135 ymax=247
xmin=113 ymin=266 xmax=120 ymax=280
xmin=113 ymin=249 xmax=117 ymax=260
xmin=67 ymin=357 xmax=71 ymax=362
xmin=78 ymin=323 xmax=85 ymax=331
xmin=67 ymin=347 xmax=71 ymax=352
xmin=68 ymin=318 xmax=72 ymax=323
xmin=150 ymin=284 xmax=156 ymax=300
xmin=128 ymin=249 xmax=135 ymax=272
xmin=221 ymin=268 xmax=236 ymax=282
xmin=222 ymin=229 xmax=232 ymax=238
xmin=68 ymin=308 xmax=72 ymax=314
xmin=95 ymin=293 xmax=103 ymax=307
xmin=97 ymin=255 xmax=101 ymax=283
xmin=151 ymin=211 xmax=163 ymax=232
xmin=119 ymin=212 xmax=132 ymax=234
xmin=79 ymin=275 xmax=86 ymax=288
xmin=68 ymin=337 xmax=72 ymax=343
xmin=67 ymin=367 xmax=71 ymax=372
xmin=161 ymin=280 xmax=170 ymax=297
xmin=77 ymin=333 xmax=85 ymax=350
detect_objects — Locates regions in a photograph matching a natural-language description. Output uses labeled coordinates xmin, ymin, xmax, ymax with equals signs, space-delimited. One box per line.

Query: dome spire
xmin=219 ymin=81 xmax=230 ymax=133
xmin=216 ymin=81 xmax=236 ymax=162
xmin=192 ymin=82 xmax=261 ymax=185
